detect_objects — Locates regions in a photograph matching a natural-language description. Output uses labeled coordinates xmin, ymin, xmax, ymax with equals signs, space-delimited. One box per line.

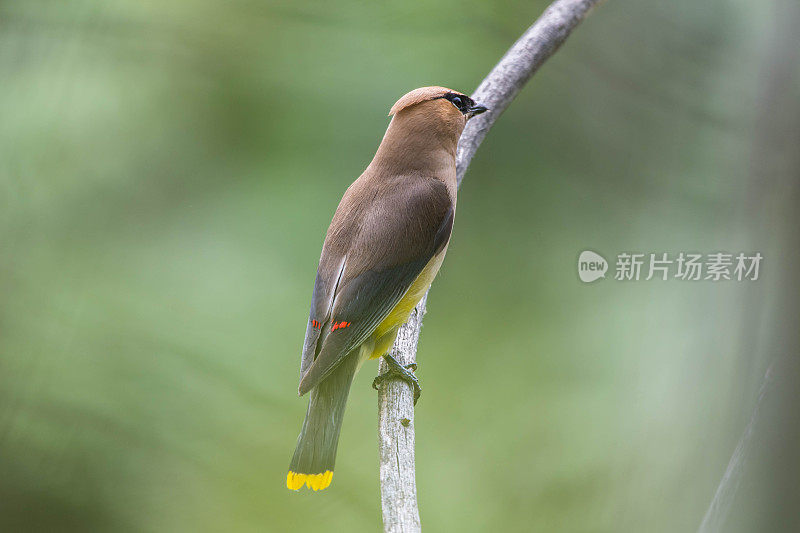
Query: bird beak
xmin=467 ymin=103 xmax=488 ymax=118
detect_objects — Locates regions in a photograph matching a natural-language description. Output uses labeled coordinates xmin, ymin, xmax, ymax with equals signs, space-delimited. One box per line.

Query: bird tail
xmin=287 ymin=353 xmax=359 ymax=491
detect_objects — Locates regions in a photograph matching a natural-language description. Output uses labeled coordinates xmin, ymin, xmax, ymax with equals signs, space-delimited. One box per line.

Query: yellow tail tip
xmin=286 ymin=470 xmax=333 ymax=491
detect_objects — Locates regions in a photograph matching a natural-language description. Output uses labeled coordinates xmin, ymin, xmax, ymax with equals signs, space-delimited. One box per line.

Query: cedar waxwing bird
xmin=287 ymin=86 xmax=488 ymax=491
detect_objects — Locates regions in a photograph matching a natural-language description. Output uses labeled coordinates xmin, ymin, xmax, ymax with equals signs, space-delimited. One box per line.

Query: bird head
xmin=383 ymin=86 xmax=488 ymax=158
xmin=389 ymin=86 xmax=487 ymax=120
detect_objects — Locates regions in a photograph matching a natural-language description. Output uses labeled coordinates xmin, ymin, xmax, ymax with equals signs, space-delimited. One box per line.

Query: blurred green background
xmin=1 ymin=0 xmax=798 ymax=531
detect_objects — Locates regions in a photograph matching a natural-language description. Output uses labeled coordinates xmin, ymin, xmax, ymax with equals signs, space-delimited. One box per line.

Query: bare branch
xmin=697 ymin=361 xmax=776 ymax=533
xmin=377 ymin=294 xmax=427 ymax=533
xmin=377 ymin=1 xmax=603 ymax=531
xmin=698 ymin=2 xmax=800 ymax=530
xmin=457 ymin=0 xmax=604 ymax=185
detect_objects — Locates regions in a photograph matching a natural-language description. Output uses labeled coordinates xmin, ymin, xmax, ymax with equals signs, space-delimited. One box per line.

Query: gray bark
xmin=377 ymin=294 xmax=427 ymax=533
xmin=697 ymin=1 xmax=800 ymax=530
xmin=697 ymin=362 xmax=776 ymax=533
xmin=376 ymin=1 xmax=603 ymax=531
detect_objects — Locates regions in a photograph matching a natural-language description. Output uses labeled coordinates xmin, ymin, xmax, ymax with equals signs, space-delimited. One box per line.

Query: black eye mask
xmin=440 ymin=92 xmax=476 ymax=114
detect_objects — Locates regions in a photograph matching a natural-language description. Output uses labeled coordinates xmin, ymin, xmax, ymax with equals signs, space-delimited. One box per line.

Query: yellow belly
xmin=367 ymin=249 xmax=447 ymax=359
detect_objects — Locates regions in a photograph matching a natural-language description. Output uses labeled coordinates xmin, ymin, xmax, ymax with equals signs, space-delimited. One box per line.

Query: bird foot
xmin=372 ymin=354 xmax=421 ymax=405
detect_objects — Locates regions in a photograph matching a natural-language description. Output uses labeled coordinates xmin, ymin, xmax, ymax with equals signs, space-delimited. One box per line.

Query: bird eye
xmin=451 ymin=96 xmax=463 ymax=108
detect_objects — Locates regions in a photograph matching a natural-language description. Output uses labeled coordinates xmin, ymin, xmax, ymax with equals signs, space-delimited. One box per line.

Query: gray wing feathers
xmin=297 ymin=257 xmax=429 ymax=395
xmin=299 ymin=256 xmax=345 ymax=377
xmin=297 ymin=176 xmax=453 ymax=395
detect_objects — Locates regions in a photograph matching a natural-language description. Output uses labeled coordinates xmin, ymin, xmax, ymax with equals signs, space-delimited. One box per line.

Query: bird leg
xmin=372 ymin=354 xmax=421 ymax=405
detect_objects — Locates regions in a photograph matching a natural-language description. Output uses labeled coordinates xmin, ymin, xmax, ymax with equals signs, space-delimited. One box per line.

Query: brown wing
xmin=297 ymin=174 xmax=453 ymax=395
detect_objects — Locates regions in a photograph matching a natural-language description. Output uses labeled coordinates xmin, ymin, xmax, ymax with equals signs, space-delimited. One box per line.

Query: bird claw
xmin=372 ymin=355 xmax=422 ymax=405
